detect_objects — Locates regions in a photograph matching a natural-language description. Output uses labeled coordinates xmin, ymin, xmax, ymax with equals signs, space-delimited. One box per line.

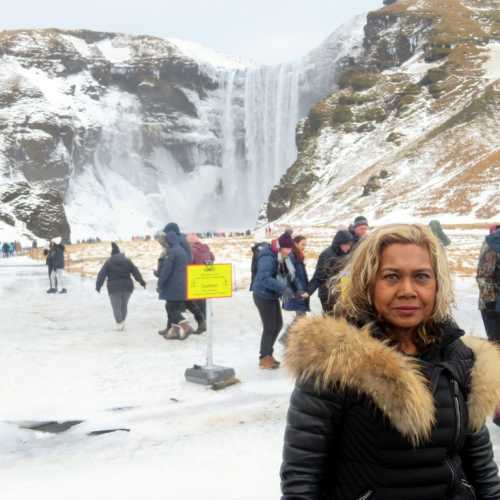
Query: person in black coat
xmin=96 ymin=242 xmax=145 ymax=331
xmin=48 ymin=237 xmax=67 ymax=294
xmin=281 ymin=224 xmax=500 ymax=500
xmin=44 ymin=242 xmax=57 ymax=293
xmin=308 ymin=229 xmax=354 ymax=313
xmin=156 ymin=231 xmax=193 ymax=340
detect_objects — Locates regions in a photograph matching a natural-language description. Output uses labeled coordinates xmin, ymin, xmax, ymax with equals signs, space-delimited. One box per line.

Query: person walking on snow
xmin=47 ymin=237 xmax=67 ymax=294
xmin=96 ymin=242 xmax=146 ymax=331
xmin=308 ymin=229 xmax=353 ymax=313
xmin=157 ymin=231 xmax=193 ymax=340
xmin=44 ymin=242 xmax=57 ymax=293
xmin=251 ymin=232 xmax=296 ymax=370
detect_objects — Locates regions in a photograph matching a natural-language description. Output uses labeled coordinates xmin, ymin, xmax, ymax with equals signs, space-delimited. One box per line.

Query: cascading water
xmin=217 ymin=62 xmax=301 ymax=229
xmin=62 ymin=19 xmax=366 ymax=238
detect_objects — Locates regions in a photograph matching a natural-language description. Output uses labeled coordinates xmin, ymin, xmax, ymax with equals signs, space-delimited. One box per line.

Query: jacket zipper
xmin=446 ymin=458 xmax=456 ymax=488
xmin=357 ymin=492 xmax=373 ymax=500
xmin=451 ymin=379 xmax=461 ymax=449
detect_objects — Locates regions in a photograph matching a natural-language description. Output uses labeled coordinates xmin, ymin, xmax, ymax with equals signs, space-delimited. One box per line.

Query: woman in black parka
xmin=281 ymin=224 xmax=500 ymax=500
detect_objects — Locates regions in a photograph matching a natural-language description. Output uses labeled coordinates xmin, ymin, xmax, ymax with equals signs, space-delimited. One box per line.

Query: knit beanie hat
xmin=278 ymin=232 xmax=294 ymax=249
xmin=353 ymin=216 xmax=369 ymax=228
xmin=111 ymin=242 xmax=120 ymax=255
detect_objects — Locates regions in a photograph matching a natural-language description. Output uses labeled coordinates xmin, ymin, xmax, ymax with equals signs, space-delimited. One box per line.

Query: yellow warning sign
xmin=186 ymin=264 xmax=233 ymax=300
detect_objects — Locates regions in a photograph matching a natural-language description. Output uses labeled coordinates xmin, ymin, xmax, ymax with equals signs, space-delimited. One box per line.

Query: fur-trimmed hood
xmin=285 ymin=316 xmax=500 ymax=445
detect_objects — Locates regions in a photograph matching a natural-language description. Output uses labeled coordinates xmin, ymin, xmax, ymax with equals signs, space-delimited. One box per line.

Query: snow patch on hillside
xmin=484 ymin=42 xmax=500 ymax=82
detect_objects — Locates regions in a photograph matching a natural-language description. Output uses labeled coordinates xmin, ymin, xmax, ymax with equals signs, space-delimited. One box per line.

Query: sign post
xmin=184 ymin=264 xmax=236 ymax=387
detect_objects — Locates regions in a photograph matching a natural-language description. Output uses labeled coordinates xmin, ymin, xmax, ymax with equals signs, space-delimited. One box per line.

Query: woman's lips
xmin=393 ymin=306 xmax=421 ymax=316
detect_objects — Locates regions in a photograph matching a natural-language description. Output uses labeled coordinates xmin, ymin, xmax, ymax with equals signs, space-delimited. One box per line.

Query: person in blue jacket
xmin=251 ymin=232 xmax=297 ymax=370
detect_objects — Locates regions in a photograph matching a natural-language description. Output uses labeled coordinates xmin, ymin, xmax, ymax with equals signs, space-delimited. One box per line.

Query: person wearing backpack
xmin=185 ymin=233 xmax=215 ymax=334
xmin=251 ymin=232 xmax=297 ymax=369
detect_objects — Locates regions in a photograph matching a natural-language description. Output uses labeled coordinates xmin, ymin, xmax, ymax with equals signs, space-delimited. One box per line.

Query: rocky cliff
xmin=268 ymin=0 xmax=500 ymax=227
xmin=0 ymin=21 xmax=364 ymax=241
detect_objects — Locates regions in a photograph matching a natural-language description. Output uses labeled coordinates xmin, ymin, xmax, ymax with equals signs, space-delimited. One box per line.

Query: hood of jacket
xmin=331 ymin=230 xmax=353 ymax=255
xmin=285 ymin=315 xmax=500 ymax=445
xmin=486 ymin=231 xmax=500 ymax=253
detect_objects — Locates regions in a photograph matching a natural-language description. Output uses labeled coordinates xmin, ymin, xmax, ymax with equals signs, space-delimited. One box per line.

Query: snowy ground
xmin=1 ymin=254 xmax=500 ymax=499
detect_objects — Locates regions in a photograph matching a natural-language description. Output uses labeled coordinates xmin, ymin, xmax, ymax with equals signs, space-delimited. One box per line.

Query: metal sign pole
xmin=184 ymin=264 xmax=236 ymax=387
xmin=206 ymin=299 xmax=214 ymax=369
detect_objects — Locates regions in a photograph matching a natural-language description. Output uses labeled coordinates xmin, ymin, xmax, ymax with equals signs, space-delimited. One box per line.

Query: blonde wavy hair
xmin=335 ymin=224 xmax=454 ymax=332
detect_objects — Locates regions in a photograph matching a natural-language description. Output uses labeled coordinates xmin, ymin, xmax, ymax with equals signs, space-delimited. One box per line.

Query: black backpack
xmin=250 ymin=242 xmax=270 ymax=290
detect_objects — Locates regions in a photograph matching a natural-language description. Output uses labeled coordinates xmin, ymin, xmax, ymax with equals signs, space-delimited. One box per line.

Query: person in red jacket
xmin=185 ymin=234 xmax=215 ymax=334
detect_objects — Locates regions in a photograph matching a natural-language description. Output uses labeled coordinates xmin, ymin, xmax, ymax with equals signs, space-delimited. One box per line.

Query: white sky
xmin=1 ymin=0 xmax=383 ymax=64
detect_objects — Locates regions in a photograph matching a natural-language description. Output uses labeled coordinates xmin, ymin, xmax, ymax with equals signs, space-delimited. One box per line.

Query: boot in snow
xmin=259 ymin=355 xmax=280 ymax=370
xmin=164 ymin=324 xmax=181 ymax=340
xmin=59 ymin=288 xmax=68 ymax=294
xmin=194 ymin=320 xmax=207 ymax=335
xmin=178 ymin=320 xmax=194 ymax=340
xmin=158 ymin=327 xmax=169 ymax=336
xmin=46 ymin=288 xmax=57 ymax=294
xmin=114 ymin=322 xmax=124 ymax=331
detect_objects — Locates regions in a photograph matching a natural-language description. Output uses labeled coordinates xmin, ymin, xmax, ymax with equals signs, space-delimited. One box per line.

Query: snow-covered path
xmin=1 ymin=257 xmax=298 ymax=500
xmin=1 ymin=257 xmax=499 ymax=499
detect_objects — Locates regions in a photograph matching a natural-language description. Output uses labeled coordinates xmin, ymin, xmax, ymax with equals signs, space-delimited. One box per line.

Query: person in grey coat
xmin=96 ymin=242 xmax=146 ymax=331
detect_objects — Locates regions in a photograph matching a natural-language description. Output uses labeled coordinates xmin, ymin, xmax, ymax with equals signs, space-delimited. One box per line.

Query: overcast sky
xmin=1 ymin=0 xmax=382 ymax=64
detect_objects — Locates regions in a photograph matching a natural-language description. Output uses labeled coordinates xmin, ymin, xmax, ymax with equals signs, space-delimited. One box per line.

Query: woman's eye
xmin=384 ymin=274 xmax=398 ymax=282
xmin=416 ymin=273 xmax=431 ymax=282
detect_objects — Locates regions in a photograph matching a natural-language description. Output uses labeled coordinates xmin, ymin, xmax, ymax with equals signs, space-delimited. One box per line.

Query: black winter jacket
xmin=281 ymin=316 xmax=500 ymax=500
xmin=52 ymin=244 xmax=65 ymax=270
xmin=308 ymin=236 xmax=350 ymax=307
xmin=96 ymin=253 xmax=145 ymax=294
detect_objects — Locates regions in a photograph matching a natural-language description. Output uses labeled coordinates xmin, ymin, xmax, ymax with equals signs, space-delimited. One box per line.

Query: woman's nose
xmin=397 ymin=277 xmax=417 ymax=297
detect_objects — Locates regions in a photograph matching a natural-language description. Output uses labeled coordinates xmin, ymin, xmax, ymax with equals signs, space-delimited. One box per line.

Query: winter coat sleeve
xmin=281 ymin=379 xmax=345 ymax=500
xmin=476 ymin=242 xmax=498 ymax=308
xmin=258 ymin=254 xmax=286 ymax=295
xmin=129 ymin=259 xmax=145 ymax=287
xmin=308 ymin=250 xmax=328 ymax=296
xmin=158 ymin=252 xmax=175 ymax=290
xmin=96 ymin=261 xmax=108 ymax=292
xmin=461 ymin=425 xmax=500 ymax=499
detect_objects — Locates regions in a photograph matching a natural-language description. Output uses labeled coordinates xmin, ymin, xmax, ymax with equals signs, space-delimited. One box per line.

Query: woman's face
xmin=372 ymin=243 xmax=437 ymax=332
xmin=296 ymin=239 xmax=307 ymax=252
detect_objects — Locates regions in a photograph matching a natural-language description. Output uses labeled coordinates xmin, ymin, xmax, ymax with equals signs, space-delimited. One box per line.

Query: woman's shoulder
xmin=285 ymin=315 xmax=436 ymax=444
xmin=459 ymin=336 xmax=500 ymax=431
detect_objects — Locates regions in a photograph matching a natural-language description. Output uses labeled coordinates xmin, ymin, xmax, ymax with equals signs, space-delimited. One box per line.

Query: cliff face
xmin=267 ymin=0 xmax=500 ymax=226
xmin=0 ymin=22 xmax=365 ymax=241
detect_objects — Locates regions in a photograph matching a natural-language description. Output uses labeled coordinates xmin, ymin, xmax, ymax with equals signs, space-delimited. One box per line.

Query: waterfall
xmin=216 ymin=62 xmax=300 ymax=229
